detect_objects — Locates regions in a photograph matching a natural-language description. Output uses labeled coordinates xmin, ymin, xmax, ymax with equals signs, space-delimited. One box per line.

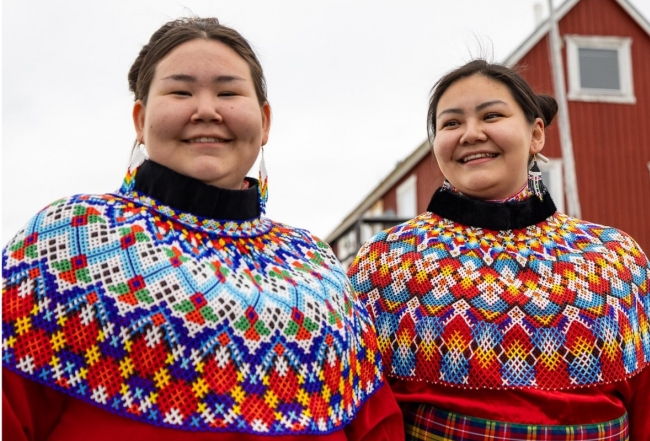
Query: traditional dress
xmin=3 ymin=160 xmax=404 ymax=441
xmin=348 ymin=184 xmax=650 ymax=440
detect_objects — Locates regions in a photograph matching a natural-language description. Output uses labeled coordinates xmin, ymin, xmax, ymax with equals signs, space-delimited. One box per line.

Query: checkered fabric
xmin=2 ymin=167 xmax=384 ymax=434
xmin=403 ymin=403 xmax=629 ymax=441
xmin=348 ymin=193 xmax=650 ymax=390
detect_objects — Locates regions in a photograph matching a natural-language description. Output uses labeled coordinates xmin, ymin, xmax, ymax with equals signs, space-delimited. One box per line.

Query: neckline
xmin=427 ymin=187 xmax=557 ymax=230
xmin=115 ymin=161 xmax=272 ymax=237
xmin=127 ymin=160 xmax=260 ymax=221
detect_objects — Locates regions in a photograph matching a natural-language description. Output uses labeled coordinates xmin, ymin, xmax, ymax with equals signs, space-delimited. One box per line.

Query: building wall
xmin=516 ymin=0 xmax=650 ymax=251
xmin=380 ymin=153 xmax=444 ymax=216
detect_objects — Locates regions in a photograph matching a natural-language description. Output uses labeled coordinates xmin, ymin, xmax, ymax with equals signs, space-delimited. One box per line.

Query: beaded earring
xmin=129 ymin=142 xmax=149 ymax=172
xmin=258 ymin=147 xmax=268 ymax=214
xmin=528 ymin=154 xmax=544 ymax=201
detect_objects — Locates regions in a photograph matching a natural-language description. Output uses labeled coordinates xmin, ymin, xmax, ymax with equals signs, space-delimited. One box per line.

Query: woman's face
xmin=133 ymin=38 xmax=271 ymax=190
xmin=433 ymin=74 xmax=544 ymax=200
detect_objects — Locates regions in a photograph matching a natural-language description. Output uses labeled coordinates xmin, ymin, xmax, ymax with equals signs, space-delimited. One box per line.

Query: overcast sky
xmin=4 ymin=0 xmax=650 ymax=245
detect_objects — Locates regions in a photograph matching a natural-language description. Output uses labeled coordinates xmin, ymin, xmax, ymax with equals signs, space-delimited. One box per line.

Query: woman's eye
xmin=219 ymin=91 xmax=236 ymax=97
xmin=172 ymin=90 xmax=191 ymax=96
xmin=485 ymin=112 xmax=501 ymax=120
xmin=441 ymin=120 xmax=459 ymax=128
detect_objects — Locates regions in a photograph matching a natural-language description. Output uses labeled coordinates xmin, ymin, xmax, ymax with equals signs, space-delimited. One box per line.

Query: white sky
xmin=4 ymin=0 xmax=650 ymax=245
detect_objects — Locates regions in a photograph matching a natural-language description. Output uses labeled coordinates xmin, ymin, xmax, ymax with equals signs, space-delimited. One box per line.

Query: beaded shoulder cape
xmin=348 ymin=187 xmax=650 ymax=390
xmin=2 ymin=161 xmax=383 ymax=434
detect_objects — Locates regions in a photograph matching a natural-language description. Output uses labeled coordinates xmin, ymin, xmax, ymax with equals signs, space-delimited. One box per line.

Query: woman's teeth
xmin=462 ymin=153 xmax=496 ymax=163
xmin=188 ymin=137 xmax=225 ymax=143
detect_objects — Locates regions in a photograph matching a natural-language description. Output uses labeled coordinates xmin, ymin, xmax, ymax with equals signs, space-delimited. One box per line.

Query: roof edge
xmin=325 ymin=140 xmax=431 ymax=243
xmin=615 ymin=0 xmax=650 ymax=36
xmin=504 ymin=0 xmax=579 ymax=66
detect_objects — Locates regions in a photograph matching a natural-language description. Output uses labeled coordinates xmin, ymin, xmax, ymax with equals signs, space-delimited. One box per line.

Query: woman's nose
xmin=191 ymin=95 xmax=223 ymax=123
xmin=460 ymin=120 xmax=486 ymax=144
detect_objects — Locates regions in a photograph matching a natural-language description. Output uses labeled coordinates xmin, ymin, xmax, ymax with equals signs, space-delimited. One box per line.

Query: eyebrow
xmin=437 ymin=100 xmax=508 ymax=119
xmin=161 ymin=74 xmax=245 ymax=83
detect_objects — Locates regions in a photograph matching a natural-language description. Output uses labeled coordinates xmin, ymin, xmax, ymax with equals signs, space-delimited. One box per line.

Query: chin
xmin=179 ymin=162 xmax=224 ymax=183
xmin=458 ymin=180 xmax=498 ymax=199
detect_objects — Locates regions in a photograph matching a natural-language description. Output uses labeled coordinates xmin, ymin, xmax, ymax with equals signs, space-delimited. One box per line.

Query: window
xmin=396 ymin=175 xmax=417 ymax=218
xmin=565 ymin=35 xmax=634 ymax=104
xmin=361 ymin=200 xmax=384 ymax=244
xmin=538 ymin=158 xmax=564 ymax=213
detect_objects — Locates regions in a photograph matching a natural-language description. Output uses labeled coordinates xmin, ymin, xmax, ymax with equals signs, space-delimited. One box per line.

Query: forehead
xmin=438 ymin=74 xmax=514 ymax=107
xmin=153 ymin=38 xmax=252 ymax=80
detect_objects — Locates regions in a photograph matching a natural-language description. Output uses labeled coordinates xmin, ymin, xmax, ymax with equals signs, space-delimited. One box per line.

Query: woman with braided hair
xmin=348 ymin=59 xmax=650 ymax=440
xmin=2 ymin=17 xmax=403 ymax=441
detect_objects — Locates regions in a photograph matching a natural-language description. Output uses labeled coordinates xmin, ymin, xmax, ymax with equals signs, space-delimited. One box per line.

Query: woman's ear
xmin=133 ymin=100 xmax=146 ymax=143
xmin=529 ymin=117 xmax=545 ymax=155
xmin=260 ymin=102 xmax=271 ymax=146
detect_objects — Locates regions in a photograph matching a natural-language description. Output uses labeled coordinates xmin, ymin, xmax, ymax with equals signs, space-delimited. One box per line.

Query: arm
xmin=3 ymin=368 xmax=67 ymax=441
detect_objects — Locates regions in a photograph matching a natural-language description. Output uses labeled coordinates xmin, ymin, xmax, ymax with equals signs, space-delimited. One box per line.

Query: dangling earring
xmin=258 ymin=147 xmax=268 ymax=214
xmin=129 ymin=141 xmax=148 ymax=172
xmin=528 ymin=154 xmax=544 ymax=201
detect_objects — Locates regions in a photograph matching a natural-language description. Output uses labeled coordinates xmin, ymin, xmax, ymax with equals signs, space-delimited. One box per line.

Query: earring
xmin=258 ymin=147 xmax=268 ymax=214
xmin=528 ymin=154 xmax=544 ymax=201
xmin=128 ymin=141 xmax=148 ymax=172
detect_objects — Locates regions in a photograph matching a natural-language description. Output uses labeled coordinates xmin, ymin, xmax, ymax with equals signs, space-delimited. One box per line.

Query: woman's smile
xmin=459 ymin=152 xmax=499 ymax=164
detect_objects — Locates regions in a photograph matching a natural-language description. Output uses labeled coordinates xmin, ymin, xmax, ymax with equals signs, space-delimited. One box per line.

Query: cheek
xmin=144 ymin=103 xmax=188 ymax=136
xmin=433 ymin=136 xmax=453 ymax=161
xmin=494 ymin=126 xmax=528 ymax=151
xmin=230 ymin=107 xmax=265 ymax=138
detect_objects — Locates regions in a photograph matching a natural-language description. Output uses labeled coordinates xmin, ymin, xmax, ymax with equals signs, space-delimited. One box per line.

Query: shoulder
xmin=263 ymin=218 xmax=340 ymax=259
xmin=9 ymin=192 xmax=123 ymax=229
xmin=3 ymin=192 xmax=124 ymax=268
xmin=560 ymin=214 xmax=648 ymax=259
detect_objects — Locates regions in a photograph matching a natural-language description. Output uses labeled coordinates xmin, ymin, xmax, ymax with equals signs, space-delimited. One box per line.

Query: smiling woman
xmin=2 ymin=17 xmax=404 ymax=441
xmin=348 ymin=59 xmax=650 ymax=440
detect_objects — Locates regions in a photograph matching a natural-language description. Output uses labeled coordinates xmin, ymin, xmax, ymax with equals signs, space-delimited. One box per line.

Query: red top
xmin=391 ymin=367 xmax=650 ymax=439
xmin=3 ymin=369 xmax=405 ymax=441
xmin=348 ymin=188 xmax=650 ymax=439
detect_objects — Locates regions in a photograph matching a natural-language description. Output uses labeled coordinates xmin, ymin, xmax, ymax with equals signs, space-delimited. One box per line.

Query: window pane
xmin=578 ymin=48 xmax=620 ymax=90
xmin=397 ymin=176 xmax=417 ymax=218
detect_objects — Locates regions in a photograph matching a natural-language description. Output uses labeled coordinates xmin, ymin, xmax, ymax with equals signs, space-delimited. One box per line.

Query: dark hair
xmin=128 ymin=17 xmax=267 ymax=106
xmin=427 ymin=59 xmax=558 ymax=143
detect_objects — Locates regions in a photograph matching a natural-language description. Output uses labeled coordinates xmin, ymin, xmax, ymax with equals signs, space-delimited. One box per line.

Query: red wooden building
xmin=327 ymin=0 xmax=650 ymax=269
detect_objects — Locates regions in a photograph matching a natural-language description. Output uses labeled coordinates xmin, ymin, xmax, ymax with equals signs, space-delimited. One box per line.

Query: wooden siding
xmin=515 ymin=0 xmax=650 ymax=252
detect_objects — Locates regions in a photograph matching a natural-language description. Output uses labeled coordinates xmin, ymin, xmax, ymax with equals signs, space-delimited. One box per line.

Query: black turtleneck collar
xmin=133 ymin=160 xmax=260 ymax=221
xmin=427 ymin=187 xmax=557 ymax=230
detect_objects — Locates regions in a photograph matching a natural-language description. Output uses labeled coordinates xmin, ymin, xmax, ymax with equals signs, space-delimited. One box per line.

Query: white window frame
xmin=538 ymin=158 xmax=565 ymax=213
xmin=396 ymin=174 xmax=417 ymax=218
xmin=565 ymin=35 xmax=635 ymax=104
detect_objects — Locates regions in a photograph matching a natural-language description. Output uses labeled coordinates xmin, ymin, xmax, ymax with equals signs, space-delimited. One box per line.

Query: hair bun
xmin=535 ymin=94 xmax=558 ymax=127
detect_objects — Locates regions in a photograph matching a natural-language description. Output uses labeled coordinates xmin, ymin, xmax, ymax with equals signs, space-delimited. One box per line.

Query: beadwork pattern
xmin=2 ymin=169 xmax=383 ymax=434
xmin=348 ymin=209 xmax=650 ymax=389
